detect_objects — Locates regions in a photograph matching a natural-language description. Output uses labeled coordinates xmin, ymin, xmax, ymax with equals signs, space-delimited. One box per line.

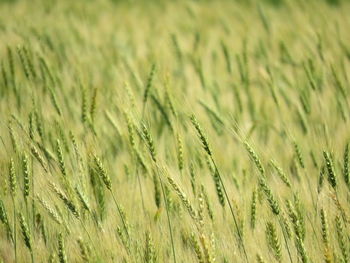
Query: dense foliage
xmin=0 ymin=0 xmax=350 ymax=262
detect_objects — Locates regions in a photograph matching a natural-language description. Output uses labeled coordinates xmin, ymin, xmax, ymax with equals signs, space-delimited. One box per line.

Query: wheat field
xmin=0 ymin=0 xmax=350 ymax=262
